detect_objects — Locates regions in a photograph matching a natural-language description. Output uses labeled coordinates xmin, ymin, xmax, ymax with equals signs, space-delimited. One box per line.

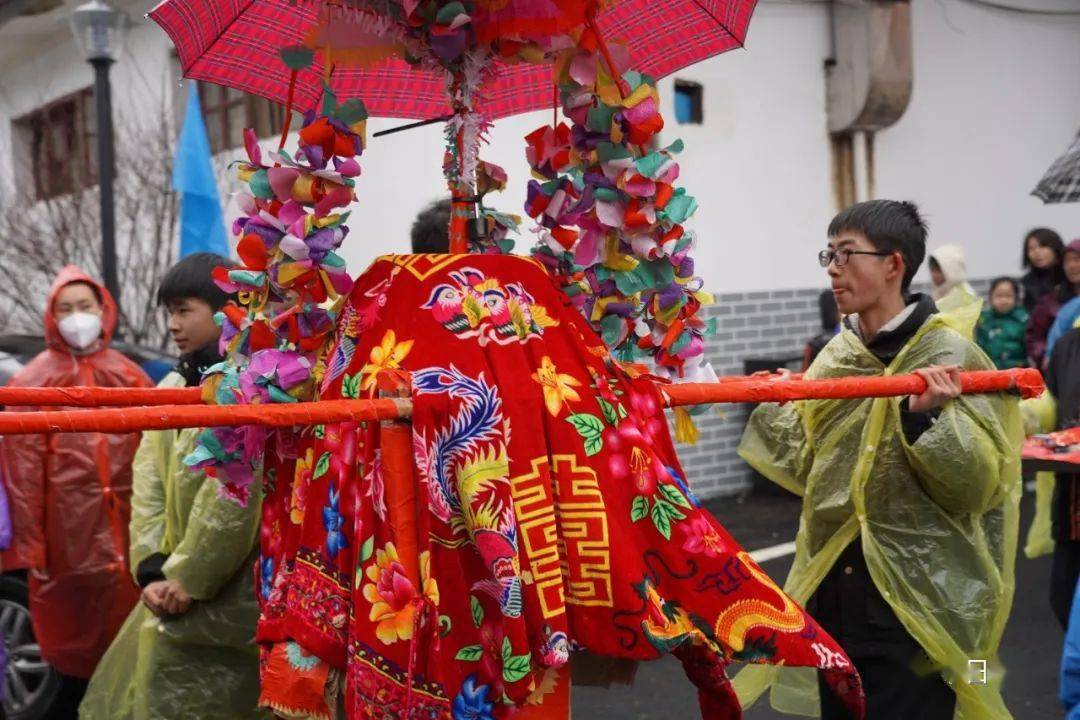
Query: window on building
xmin=674 ymin=80 xmax=704 ymax=125
xmin=14 ymin=88 xmax=98 ymax=201
xmin=197 ymin=82 xmax=291 ymax=154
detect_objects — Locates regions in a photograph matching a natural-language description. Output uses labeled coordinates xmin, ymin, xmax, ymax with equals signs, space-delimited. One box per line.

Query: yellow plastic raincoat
xmin=733 ymin=313 xmax=1023 ymax=719
xmin=1020 ymin=391 xmax=1057 ymax=560
xmin=80 ymin=372 xmax=266 ymax=720
xmin=935 ymin=284 xmax=982 ymax=339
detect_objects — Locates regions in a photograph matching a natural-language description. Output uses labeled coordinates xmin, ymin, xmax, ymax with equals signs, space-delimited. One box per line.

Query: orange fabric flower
xmin=531 ymin=355 xmax=581 ymax=417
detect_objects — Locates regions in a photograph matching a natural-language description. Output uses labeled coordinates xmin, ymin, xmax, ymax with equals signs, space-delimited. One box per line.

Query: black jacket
xmin=1048 ymin=329 xmax=1080 ymax=542
xmin=1022 ymin=267 xmax=1065 ymax=313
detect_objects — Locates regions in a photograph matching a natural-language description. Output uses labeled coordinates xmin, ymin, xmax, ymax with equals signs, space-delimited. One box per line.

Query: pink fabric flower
xmin=679 ymin=514 xmax=728 ymax=558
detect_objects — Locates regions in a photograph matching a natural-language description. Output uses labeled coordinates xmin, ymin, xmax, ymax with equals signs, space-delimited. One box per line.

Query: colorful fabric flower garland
xmin=184 ymin=64 xmax=368 ymax=504
xmin=525 ymin=36 xmax=716 ymax=384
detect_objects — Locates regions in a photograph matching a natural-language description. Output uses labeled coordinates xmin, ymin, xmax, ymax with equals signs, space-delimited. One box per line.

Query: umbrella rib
xmin=170 ymin=0 xmax=258 ymax=74
xmin=687 ymin=0 xmax=746 ymax=48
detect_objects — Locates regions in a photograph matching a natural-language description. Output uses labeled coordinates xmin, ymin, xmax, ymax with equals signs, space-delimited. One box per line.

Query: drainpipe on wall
xmin=826 ymin=0 xmax=912 ymax=208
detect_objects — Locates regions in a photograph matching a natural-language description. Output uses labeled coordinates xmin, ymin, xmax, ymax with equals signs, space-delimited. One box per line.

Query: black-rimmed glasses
xmin=818 ymin=249 xmax=893 ymax=268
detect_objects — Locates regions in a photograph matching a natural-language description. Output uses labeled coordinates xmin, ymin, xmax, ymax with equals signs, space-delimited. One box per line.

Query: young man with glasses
xmin=736 ymin=200 xmax=1023 ymax=719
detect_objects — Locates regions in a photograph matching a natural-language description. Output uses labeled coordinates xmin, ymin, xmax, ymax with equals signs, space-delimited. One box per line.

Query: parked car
xmin=0 ymin=334 xmax=175 ymax=719
xmin=0 ymin=572 xmax=56 ymax=720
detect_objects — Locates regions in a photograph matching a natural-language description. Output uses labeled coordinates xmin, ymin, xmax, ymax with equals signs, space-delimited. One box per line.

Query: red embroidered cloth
xmin=257 ymin=254 xmax=864 ymax=718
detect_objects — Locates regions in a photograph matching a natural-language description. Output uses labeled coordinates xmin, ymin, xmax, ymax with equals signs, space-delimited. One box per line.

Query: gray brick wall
xmin=675 ymin=287 xmax=823 ymax=498
xmin=678 ymin=279 xmax=991 ymax=499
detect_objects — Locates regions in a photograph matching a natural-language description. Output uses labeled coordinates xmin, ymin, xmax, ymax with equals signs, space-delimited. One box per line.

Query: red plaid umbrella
xmin=149 ymin=0 xmax=757 ymax=120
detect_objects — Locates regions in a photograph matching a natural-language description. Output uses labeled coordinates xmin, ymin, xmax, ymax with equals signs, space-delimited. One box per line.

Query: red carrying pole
xmin=0 ymin=386 xmax=203 ymax=407
xmin=0 ymin=398 xmax=410 ymax=435
xmin=0 ymin=369 xmax=1044 ymax=435
xmin=660 ymin=367 xmax=1045 ymax=405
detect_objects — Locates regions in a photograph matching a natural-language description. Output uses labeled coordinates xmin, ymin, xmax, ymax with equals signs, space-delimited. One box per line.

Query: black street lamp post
xmin=69 ymin=0 xmax=131 ymax=323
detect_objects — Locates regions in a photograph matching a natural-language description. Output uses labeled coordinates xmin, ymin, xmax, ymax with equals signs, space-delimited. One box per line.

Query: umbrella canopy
xmin=149 ymin=0 xmax=757 ymax=120
xmin=1033 ymin=132 xmax=1080 ymax=204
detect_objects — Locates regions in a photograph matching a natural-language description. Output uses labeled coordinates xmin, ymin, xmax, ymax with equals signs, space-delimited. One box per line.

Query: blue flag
xmin=173 ymin=84 xmax=229 ymax=258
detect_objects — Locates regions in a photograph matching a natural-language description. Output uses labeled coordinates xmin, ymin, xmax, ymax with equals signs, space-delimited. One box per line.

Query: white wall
xmin=653 ymin=1 xmax=836 ymax=293
xmin=0 ymin=1 xmax=175 ymax=194
xmin=876 ymin=0 xmax=1080 ymax=285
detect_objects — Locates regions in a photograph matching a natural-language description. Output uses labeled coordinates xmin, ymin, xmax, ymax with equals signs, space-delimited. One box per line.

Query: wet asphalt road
xmin=571 ymin=490 xmax=1060 ymax=719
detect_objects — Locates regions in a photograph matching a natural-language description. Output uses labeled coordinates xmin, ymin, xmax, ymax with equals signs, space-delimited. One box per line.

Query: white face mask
xmin=57 ymin=312 xmax=103 ymax=350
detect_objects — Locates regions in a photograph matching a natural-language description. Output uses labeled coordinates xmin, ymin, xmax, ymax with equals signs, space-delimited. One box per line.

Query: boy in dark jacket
xmin=976 ymin=277 xmax=1029 ymax=369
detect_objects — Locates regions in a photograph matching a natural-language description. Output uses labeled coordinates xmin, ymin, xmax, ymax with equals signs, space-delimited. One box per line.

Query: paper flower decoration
xmin=526 ymin=40 xmax=715 ymax=379
xmin=184 ymin=51 xmax=370 ymax=504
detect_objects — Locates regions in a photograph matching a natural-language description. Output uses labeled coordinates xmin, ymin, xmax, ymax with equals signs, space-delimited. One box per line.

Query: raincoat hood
xmin=43 ymin=265 xmax=118 ymax=353
xmin=929 ymin=245 xmax=969 ymax=300
xmin=0 ymin=267 xmax=150 ymax=678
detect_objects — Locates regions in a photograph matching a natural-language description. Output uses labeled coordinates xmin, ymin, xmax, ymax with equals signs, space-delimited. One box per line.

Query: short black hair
xmin=1022 ymin=227 xmax=1065 ymax=269
xmin=989 ymin=276 xmax=1019 ymax=297
xmin=410 ymin=199 xmax=451 ymax=254
xmin=157 ymin=252 xmax=233 ymax=311
xmin=817 ymin=288 xmax=838 ymax=331
xmin=827 ymin=200 xmax=927 ymax=291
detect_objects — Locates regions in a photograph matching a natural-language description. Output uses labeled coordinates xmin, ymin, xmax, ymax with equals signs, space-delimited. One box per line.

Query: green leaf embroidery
xmin=471 ymin=596 xmax=484 ymax=628
xmin=313 ymin=451 xmax=331 ymax=479
xmin=658 ymin=483 xmax=692 ymax=509
xmin=359 ymin=535 xmax=375 ymax=563
xmin=313 ymin=424 xmax=325 ymax=439
xmin=566 ymin=413 xmax=604 ymax=437
xmin=341 ymin=373 xmax=360 ymax=399
xmin=631 ymin=495 xmax=650 ymax=523
xmin=597 ymin=398 xmax=618 ymax=426
xmin=617 ymin=403 xmax=628 ymax=419
xmin=654 ymin=498 xmax=686 ymax=522
xmin=455 ymin=645 xmax=484 ymax=662
xmin=502 ymin=653 xmax=532 ymax=684
xmin=501 ymin=637 xmax=513 ymax=664
xmin=439 ymin=615 xmax=452 ymax=638
xmin=566 ymin=413 xmax=604 ymax=456
xmin=651 ymin=500 xmax=672 ymax=540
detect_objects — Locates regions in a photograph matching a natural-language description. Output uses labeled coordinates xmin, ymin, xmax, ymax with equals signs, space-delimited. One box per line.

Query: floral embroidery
xmin=361 ymin=545 xmax=440 ymax=646
xmin=680 ymin=514 xmax=728 ymax=558
xmin=260 ymin=556 xmax=274 ymax=600
xmin=358 ymin=329 xmax=413 ymax=392
xmin=290 ymin=447 xmax=315 ymax=525
xmin=323 ymin=483 xmax=348 ymax=560
xmin=532 ymin=356 xmax=581 ymax=417
xmin=364 ymin=449 xmax=387 ymax=521
xmin=452 ymin=674 xmax=494 ymax=720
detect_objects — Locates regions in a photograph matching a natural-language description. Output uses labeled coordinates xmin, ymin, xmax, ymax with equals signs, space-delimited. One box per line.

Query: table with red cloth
xmin=1023 ymin=427 xmax=1080 ymax=474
